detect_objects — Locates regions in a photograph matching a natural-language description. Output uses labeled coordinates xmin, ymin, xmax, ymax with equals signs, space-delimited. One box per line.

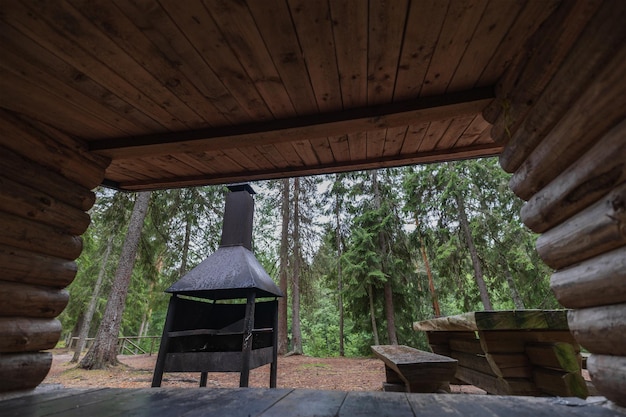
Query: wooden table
xmin=413 ymin=310 xmax=588 ymax=398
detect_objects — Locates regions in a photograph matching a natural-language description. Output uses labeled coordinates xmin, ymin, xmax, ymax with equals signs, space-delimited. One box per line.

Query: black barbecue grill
xmin=151 ymin=184 xmax=283 ymax=388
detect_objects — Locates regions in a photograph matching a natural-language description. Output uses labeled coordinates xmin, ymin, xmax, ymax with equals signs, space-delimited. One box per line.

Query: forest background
xmin=60 ymin=157 xmax=558 ymax=365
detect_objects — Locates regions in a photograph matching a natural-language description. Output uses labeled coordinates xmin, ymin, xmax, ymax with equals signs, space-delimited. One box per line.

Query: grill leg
xmin=270 ymin=299 xmax=278 ymax=388
xmin=152 ymin=295 xmax=177 ymax=387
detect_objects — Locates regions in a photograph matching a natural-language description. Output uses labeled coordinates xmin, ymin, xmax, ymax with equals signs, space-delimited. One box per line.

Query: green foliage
xmin=403 ymin=159 xmax=558 ymax=315
xmin=65 ymin=159 xmax=557 ymax=359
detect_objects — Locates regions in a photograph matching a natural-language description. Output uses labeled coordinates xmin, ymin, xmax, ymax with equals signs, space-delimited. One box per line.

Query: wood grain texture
xmin=489 ymin=1 xmax=602 ymax=145
xmin=0 ymin=176 xmax=91 ymax=236
xmin=536 ymin=184 xmax=626 ymax=270
xmin=498 ymin=1 xmax=626 ymax=171
xmin=0 ymin=317 xmax=61 ymax=353
xmin=0 ymin=352 xmax=52 ymax=391
xmin=0 ymin=1 xmax=563 ymax=190
xmin=420 ymin=0 xmax=488 ymax=96
xmin=587 ymin=354 xmax=626 ymax=407
xmin=414 ymin=310 xmax=569 ymax=332
xmin=371 ymin=345 xmax=457 ymax=393
xmin=0 ymin=212 xmax=82 ymax=261
xmin=509 ymin=43 xmax=626 ymax=200
xmin=0 ymin=111 xmax=108 ymax=190
xmin=366 ymin=0 xmax=409 ymax=105
xmin=0 ymin=281 xmax=69 ymax=318
xmin=90 ymin=89 xmax=493 ymax=159
xmin=0 ymin=387 xmax=619 ymax=417
xmin=550 ymin=247 xmax=626 ymax=309
xmin=485 ymin=353 xmax=532 ymax=378
xmin=0 ymin=244 xmax=77 ymax=287
xmin=0 ymin=145 xmax=96 ymax=212
xmin=288 ymin=0 xmax=341 ymax=113
xmin=533 ymin=367 xmax=588 ymax=398
xmin=568 ymin=304 xmax=626 ymax=356
xmin=525 ymin=343 xmax=581 ymax=373
xmin=520 ymin=120 xmax=626 ymax=233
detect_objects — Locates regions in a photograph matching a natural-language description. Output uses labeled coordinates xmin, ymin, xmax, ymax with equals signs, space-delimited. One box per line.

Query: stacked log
xmin=0 ymin=109 xmax=109 ymax=391
xmin=486 ymin=1 xmax=626 ymax=407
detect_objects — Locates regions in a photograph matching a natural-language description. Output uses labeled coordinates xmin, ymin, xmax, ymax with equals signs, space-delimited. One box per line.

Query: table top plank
xmin=259 ymin=389 xmax=347 ymax=417
xmin=339 ymin=391 xmax=415 ymax=417
xmin=414 ymin=310 xmax=569 ymax=332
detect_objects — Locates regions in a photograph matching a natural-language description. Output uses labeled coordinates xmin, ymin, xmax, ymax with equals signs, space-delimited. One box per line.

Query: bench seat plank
xmin=371 ymin=345 xmax=457 ymax=393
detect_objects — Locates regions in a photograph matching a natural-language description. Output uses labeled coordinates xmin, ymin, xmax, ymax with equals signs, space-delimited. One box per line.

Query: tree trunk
xmin=504 ymin=262 xmax=525 ymax=309
xmin=278 ymin=178 xmax=290 ymax=355
xmin=372 ymin=171 xmax=397 ymax=344
xmin=335 ymin=187 xmax=345 ymax=357
xmin=71 ymin=234 xmax=114 ymax=363
xmin=179 ymin=217 xmax=192 ymax=277
xmin=138 ymin=308 xmax=149 ymax=338
xmin=455 ymin=192 xmax=493 ymax=310
xmin=290 ymin=178 xmax=303 ymax=355
xmin=383 ymin=282 xmax=398 ymax=344
xmin=419 ymin=233 xmax=441 ymax=317
xmin=79 ymin=191 xmax=151 ymax=369
xmin=368 ymin=284 xmax=380 ymax=345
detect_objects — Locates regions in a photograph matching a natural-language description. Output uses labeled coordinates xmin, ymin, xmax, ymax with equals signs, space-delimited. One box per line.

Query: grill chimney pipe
xmin=220 ymin=183 xmax=255 ymax=250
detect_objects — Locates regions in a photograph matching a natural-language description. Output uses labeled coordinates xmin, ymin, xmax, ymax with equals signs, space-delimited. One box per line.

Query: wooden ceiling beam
xmin=108 ymin=142 xmax=502 ymax=191
xmin=89 ymin=87 xmax=494 ymax=159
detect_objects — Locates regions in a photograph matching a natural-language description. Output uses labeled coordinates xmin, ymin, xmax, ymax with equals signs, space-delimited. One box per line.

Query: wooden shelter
xmin=0 ymin=0 xmax=624 ymax=409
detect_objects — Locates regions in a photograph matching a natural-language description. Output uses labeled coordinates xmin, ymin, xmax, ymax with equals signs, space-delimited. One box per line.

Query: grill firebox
xmin=151 ymin=184 xmax=283 ymax=388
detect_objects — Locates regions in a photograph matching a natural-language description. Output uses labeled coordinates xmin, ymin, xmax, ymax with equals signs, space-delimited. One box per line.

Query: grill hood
xmin=166 ymin=184 xmax=283 ymax=300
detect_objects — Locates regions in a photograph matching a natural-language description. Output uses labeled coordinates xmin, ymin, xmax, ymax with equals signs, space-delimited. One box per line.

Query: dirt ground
xmin=43 ymin=350 xmax=485 ymax=394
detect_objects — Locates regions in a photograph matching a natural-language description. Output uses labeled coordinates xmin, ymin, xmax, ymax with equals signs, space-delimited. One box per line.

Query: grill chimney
xmin=220 ymin=183 xmax=254 ymax=249
xmin=164 ymin=184 xmax=282 ymax=299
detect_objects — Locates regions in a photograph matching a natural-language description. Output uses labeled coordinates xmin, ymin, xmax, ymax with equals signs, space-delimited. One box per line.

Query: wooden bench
xmin=371 ymin=344 xmax=457 ymax=393
xmin=413 ymin=310 xmax=589 ymax=398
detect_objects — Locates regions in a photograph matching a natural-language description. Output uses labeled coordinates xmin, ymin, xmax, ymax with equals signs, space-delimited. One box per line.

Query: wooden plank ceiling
xmin=0 ymin=0 xmax=560 ymax=190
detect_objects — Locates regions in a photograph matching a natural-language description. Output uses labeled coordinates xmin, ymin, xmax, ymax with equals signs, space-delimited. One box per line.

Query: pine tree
xmin=79 ymin=191 xmax=151 ymax=369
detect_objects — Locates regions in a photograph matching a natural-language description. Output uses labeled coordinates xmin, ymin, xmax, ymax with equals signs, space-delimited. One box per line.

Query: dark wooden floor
xmin=1 ymin=387 xmax=622 ymax=417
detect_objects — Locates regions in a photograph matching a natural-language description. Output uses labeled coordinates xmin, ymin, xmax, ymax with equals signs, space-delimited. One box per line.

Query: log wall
xmin=486 ymin=1 xmax=626 ymax=407
xmin=0 ymin=109 xmax=109 ymax=391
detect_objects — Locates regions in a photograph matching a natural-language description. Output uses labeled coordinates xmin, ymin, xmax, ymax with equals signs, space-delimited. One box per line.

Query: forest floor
xmin=43 ymin=349 xmax=485 ymax=394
